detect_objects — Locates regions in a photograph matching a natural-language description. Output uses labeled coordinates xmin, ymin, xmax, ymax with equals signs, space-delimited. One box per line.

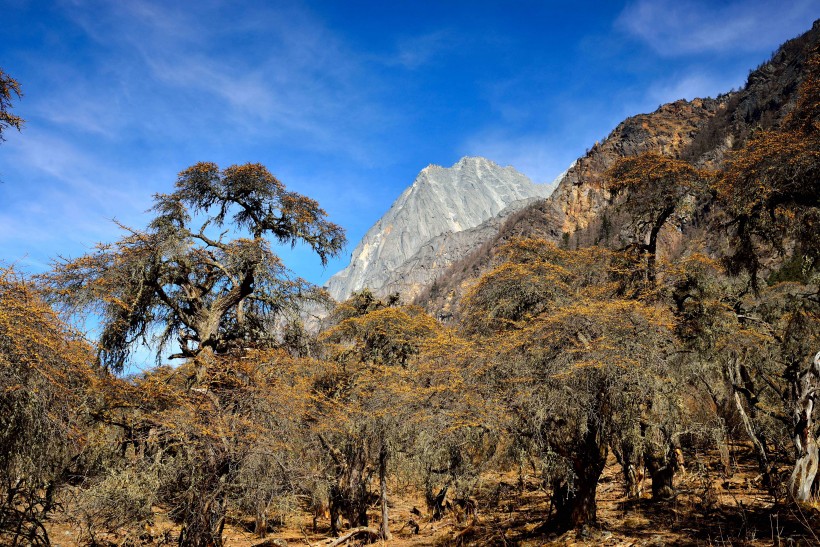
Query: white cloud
xmin=617 ymin=0 xmax=820 ymax=56
xmin=58 ymin=0 xmax=390 ymax=161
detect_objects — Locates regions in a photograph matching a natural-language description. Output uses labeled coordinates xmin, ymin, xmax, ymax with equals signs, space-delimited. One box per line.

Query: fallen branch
xmin=323 ymin=526 xmax=380 ymax=547
xmin=454 ymin=524 xmax=476 ymax=540
xmin=299 ymin=524 xmax=315 ymax=547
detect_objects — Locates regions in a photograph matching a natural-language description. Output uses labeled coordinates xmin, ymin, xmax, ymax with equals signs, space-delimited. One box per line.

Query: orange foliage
xmin=0 ymin=268 xmax=95 ymax=544
xmin=0 ymin=68 xmax=23 ymax=141
xmin=460 ymin=238 xmax=681 ymax=527
xmin=716 ymin=47 xmax=820 ymax=284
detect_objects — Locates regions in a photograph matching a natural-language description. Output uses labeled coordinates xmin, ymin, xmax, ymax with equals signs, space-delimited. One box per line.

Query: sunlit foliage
xmin=42 ymin=162 xmax=345 ymax=371
xmin=0 ymin=68 xmax=23 ymax=141
xmin=607 ymin=152 xmax=710 ymax=282
xmin=0 ymin=269 xmax=94 ymax=545
xmin=462 ymin=240 xmax=680 ymax=527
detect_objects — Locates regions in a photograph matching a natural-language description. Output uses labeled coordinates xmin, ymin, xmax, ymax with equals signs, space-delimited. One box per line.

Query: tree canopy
xmin=606 ymin=152 xmax=710 ymax=282
xmin=0 ymin=68 xmax=23 ymax=142
xmin=0 ymin=269 xmax=94 ymax=545
xmin=462 ymin=240 xmax=680 ymax=527
xmin=717 ymin=48 xmax=820 ymax=287
xmin=42 ymin=162 xmax=345 ymax=371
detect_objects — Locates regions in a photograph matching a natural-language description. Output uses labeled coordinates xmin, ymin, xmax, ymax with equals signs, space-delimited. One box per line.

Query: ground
xmin=44 ymin=445 xmax=820 ymax=546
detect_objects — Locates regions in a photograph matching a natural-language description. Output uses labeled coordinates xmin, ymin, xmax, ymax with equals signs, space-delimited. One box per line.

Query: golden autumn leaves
xmin=1 ymin=43 xmax=818 ymax=545
xmin=0 ymin=68 xmax=23 ymax=141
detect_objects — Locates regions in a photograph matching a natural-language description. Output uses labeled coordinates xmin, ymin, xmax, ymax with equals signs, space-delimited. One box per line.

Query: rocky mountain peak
xmin=325 ymin=157 xmax=553 ymax=302
xmin=414 ymin=19 xmax=820 ymax=320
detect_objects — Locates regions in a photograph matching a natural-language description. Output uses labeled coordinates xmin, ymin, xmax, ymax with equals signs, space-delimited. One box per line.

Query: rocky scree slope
xmin=325 ymin=156 xmax=553 ymax=302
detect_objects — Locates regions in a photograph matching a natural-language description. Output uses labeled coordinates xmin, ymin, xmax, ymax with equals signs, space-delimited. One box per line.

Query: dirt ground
xmin=44 ymin=446 xmax=820 ymax=546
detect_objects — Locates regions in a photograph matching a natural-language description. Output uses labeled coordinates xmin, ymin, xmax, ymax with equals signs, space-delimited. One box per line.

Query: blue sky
xmin=1 ymin=0 xmax=818 ymax=286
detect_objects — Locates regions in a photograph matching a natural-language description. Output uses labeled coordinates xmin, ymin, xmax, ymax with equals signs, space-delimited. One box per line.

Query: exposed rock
xmin=325 ymin=20 xmax=820 ymax=317
xmin=413 ymin=100 xmax=724 ymax=318
xmin=417 ymin=20 xmax=820 ymax=318
xmin=548 ymin=98 xmax=724 ymax=238
xmin=326 ymin=157 xmax=553 ymax=302
xmin=377 ymin=195 xmax=545 ymax=302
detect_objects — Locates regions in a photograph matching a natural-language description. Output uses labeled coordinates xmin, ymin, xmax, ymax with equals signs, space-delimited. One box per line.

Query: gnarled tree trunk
xmin=319 ymin=435 xmax=372 ymax=536
xmin=551 ymin=414 xmax=608 ymax=529
xmin=789 ymin=351 xmax=820 ymax=501
xmin=645 ymin=444 xmax=679 ymax=500
xmin=177 ymin=489 xmax=226 ymax=547
xmin=378 ymin=440 xmax=391 ymax=540
xmin=613 ymin=436 xmax=644 ymax=499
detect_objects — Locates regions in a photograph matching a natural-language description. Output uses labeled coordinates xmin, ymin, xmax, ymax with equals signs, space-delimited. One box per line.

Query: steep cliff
xmin=326 ymin=157 xmax=553 ymax=302
xmin=417 ymin=20 xmax=820 ymax=318
xmin=325 ymin=21 xmax=820 ymax=314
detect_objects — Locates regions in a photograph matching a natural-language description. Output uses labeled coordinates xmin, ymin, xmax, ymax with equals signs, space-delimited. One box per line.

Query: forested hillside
xmin=419 ymin=20 xmax=820 ymax=322
xmin=1 ymin=19 xmax=819 ymax=547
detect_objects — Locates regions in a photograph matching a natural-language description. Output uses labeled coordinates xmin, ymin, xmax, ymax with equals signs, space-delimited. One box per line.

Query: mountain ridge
xmin=325 ymin=156 xmax=554 ymax=302
xmin=415 ymin=20 xmax=820 ymax=318
xmin=328 ymin=19 xmax=820 ymax=314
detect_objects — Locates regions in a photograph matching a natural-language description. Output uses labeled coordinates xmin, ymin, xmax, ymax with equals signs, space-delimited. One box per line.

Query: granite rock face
xmin=326 ymin=157 xmax=554 ymax=302
xmin=322 ymin=20 xmax=820 ymax=318
xmin=374 ymin=195 xmax=546 ymax=301
xmin=416 ymin=20 xmax=820 ymax=319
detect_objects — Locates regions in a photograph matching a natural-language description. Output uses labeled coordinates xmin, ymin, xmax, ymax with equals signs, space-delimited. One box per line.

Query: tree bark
xmin=178 ymin=490 xmax=226 ymax=547
xmin=728 ymin=359 xmax=775 ymax=489
xmin=645 ymin=205 xmax=675 ymax=283
xmin=613 ymin=438 xmax=644 ymax=499
xmin=551 ymin=414 xmax=608 ymax=529
xmin=646 ymin=450 xmax=675 ymax=500
xmin=569 ymin=458 xmax=606 ymax=527
xmin=319 ymin=435 xmax=371 ymax=534
xmin=378 ymin=441 xmax=391 ymax=540
xmin=789 ymin=351 xmax=820 ymax=501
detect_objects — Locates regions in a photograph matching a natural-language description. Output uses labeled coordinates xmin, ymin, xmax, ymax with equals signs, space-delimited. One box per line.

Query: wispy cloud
xmin=8 ymin=131 xmax=150 ymax=212
xmin=645 ymin=70 xmax=747 ymax=104
xmin=0 ymin=128 xmax=155 ymax=269
xmin=31 ymin=68 xmax=125 ymax=138
xmin=1 ymin=0 xmax=411 ymax=282
xmin=617 ymin=0 xmax=819 ymax=56
xmin=58 ymin=0 xmax=390 ymax=160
